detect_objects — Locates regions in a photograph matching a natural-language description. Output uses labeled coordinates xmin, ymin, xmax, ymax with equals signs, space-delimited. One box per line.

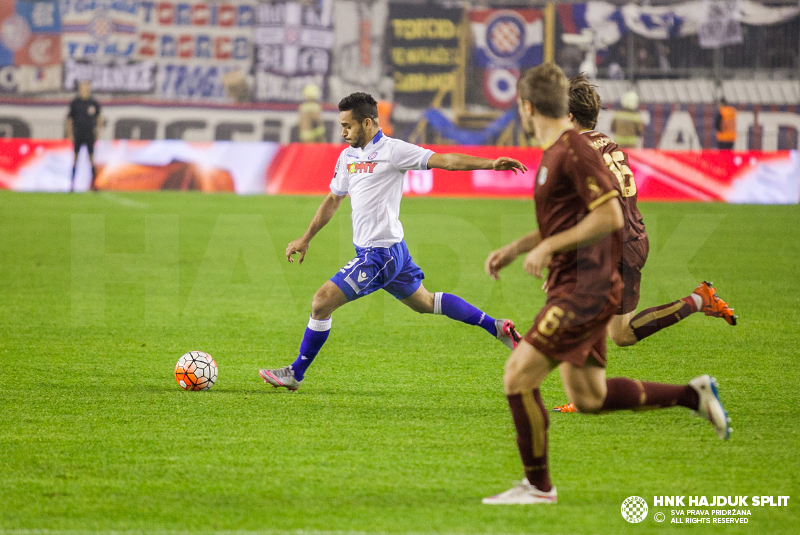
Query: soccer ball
xmin=175 ymin=351 xmax=218 ymax=391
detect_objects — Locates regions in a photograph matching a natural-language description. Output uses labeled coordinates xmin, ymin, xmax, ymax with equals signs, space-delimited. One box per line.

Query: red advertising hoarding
xmin=1 ymin=139 xmax=797 ymax=203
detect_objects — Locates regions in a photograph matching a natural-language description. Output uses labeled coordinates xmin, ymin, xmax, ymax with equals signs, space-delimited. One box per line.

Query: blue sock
xmin=435 ymin=292 xmax=497 ymax=337
xmin=290 ymin=317 xmax=332 ymax=381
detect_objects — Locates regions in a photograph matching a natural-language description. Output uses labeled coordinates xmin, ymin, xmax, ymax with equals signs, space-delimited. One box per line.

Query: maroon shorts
xmin=524 ymin=284 xmax=622 ymax=368
xmin=618 ymin=237 xmax=649 ymax=315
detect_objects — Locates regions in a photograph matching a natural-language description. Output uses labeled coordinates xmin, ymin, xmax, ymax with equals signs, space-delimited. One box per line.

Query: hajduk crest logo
xmin=621 ymin=496 xmax=648 ymax=523
xmin=486 ymin=11 xmax=527 ymax=62
xmin=367 ymin=151 xmax=378 ymax=160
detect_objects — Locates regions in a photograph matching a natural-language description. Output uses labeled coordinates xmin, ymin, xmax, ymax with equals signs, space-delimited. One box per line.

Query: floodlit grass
xmin=0 ymin=190 xmax=798 ymax=535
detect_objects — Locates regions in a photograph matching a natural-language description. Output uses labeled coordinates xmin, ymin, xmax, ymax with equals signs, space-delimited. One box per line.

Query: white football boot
xmin=689 ymin=375 xmax=731 ymax=440
xmin=259 ymin=366 xmax=302 ymax=391
xmin=496 ymin=319 xmax=522 ymax=350
xmin=482 ymin=479 xmax=557 ymax=505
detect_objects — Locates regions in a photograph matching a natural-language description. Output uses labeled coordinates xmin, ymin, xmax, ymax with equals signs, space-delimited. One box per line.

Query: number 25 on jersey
xmin=603 ymin=151 xmax=637 ymax=198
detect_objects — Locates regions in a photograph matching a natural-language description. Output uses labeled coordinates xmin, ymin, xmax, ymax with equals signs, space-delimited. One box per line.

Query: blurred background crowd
xmin=1 ymin=0 xmax=798 ymax=150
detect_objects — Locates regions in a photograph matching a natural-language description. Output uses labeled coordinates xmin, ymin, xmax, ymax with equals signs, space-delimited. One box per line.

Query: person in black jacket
xmin=66 ymin=81 xmax=102 ymax=191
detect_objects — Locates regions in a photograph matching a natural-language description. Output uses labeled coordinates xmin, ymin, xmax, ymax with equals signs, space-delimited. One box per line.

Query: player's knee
xmin=503 ymin=360 xmax=525 ymax=394
xmin=310 ymin=289 xmax=335 ymax=319
xmin=572 ymin=395 xmax=604 ymax=414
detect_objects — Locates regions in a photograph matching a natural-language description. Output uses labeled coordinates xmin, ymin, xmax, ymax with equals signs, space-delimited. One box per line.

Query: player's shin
xmin=629 ymin=297 xmax=696 ymax=341
xmin=507 ymin=389 xmax=552 ymax=492
xmin=434 ymin=292 xmax=497 ymax=336
xmin=601 ymin=378 xmax=699 ymax=411
xmin=290 ymin=317 xmax=332 ymax=380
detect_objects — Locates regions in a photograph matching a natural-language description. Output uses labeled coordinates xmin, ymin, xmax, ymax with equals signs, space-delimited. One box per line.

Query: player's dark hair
xmin=338 ymin=92 xmax=378 ymax=124
xmin=568 ymin=73 xmax=602 ymax=130
xmin=517 ymin=63 xmax=569 ymax=119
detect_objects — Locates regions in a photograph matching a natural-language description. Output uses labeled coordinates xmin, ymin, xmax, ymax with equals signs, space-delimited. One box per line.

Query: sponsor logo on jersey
xmin=367 ymin=151 xmax=378 ymax=160
xmin=357 ymin=271 xmax=368 ymax=282
xmin=348 ymin=161 xmax=378 ymax=174
xmin=537 ymin=166 xmax=548 ymax=185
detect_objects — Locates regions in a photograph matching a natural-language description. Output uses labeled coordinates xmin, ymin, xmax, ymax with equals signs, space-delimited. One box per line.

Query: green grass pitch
xmin=0 ymin=190 xmax=798 ymax=535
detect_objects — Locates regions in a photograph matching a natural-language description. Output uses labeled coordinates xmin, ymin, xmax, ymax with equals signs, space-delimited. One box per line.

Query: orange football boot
xmin=694 ymin=281 xmax=737 ymax=326
xmin=552 ymin=402 xmax=578 ymax=413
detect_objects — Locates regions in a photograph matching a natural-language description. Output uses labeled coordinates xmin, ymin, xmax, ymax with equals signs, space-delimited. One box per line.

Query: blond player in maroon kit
xmin=553 ymin=74 xmax=736 ymax=413
xmin=481 ymin=64 xmax=730 ymax=505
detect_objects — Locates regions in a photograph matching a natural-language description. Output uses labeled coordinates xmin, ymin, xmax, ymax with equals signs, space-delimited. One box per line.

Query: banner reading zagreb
xmin=470 ymin=8 xmax=542 ymax=109
xmin=388 ymin=4 xmax=464 ymax=108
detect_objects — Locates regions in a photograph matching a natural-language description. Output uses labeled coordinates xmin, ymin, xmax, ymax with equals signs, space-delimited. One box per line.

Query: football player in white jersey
xmin=259 ymin=92 xmax=528 ymax=390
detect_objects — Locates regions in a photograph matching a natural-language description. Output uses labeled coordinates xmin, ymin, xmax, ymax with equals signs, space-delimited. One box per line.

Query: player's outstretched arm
xmin=485 ymin=230 xmax=542 ymax=280
xmin=523 ymin=197 xmax=623 ymax=278
xmin=428 ymin=153 xmax=528 ymax=174
xmin=286 ymin=192 xmax=346 ymax=264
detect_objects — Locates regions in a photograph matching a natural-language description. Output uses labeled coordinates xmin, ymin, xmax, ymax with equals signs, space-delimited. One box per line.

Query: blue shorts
xmin=330 ymin=240 xmax=425 ymax=301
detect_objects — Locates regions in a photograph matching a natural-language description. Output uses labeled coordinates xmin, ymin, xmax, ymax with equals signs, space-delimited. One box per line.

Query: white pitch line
xmin=99 ymin=192 xmax=150 ymax=209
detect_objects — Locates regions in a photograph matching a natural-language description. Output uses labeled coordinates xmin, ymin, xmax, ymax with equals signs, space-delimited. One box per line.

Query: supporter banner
xmin=254 ymin=0 xmax=334 ymax=103
xmin=388 ymin=4 xmax=464 ymax=108
xmin=0 ymin=1 xmax=61 ymax=69
xmin=136 ymin=1 xmax=254 ymax=101
xmin=156 ymin=63 xmax=240 ymax=100
xmin=558 ymin=1 xmax=799 ymax=47
xmin=61 ymin=0 xmax=137 ymax=60
xmin=63 ymin=58 xmax=155 ymax=92
xmin=136 ymin=1 xmax=253 ymax=63
xmin=0 ymin=138 xmax=277 ymax=193
xmin=470 ymin=8 xmax=543 ymax=108
xmin=0 ymin=64 xmax=61 ymax=93
xmin=698 ymin=0 xmax=743 ymax=48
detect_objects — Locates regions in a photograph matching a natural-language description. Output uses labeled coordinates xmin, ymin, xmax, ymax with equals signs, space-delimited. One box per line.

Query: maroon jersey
xmin=581 ymin=130 xmax=647 ymax=243
xmin=534 ymin=129 xmax=622 ymax=297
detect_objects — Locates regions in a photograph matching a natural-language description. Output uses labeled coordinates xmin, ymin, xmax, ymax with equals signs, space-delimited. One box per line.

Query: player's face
xmin=78 ymin=82 xmax=91 ymax=99
xmin=339 ymin=110 xmax=367 ymax=148
xmin=517 ymin=97 xmax=535 ymax=136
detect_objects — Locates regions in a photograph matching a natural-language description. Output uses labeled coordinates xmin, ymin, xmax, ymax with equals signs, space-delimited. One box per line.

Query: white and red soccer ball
xmin=175 ymin=351 xmax=218 ymax=391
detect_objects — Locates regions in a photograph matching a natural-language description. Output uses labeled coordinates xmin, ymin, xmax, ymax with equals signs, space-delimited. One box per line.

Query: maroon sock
xmin=602 ymin=378 xmax=699 ymax=411
xmin=507 ymin=389 xmax=551 ymax=492
xmin=630 ymin=297 xmax=695 ymax=341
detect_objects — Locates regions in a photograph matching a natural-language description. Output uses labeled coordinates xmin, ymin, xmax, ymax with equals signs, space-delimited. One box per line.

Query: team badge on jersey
xmin=367 ymin=151 xmax=378 ymax=160
xmin=537 ymin=166 xmax=548 ymax=185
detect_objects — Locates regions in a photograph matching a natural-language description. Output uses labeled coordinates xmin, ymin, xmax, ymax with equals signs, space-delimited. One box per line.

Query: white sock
xmin=433 ymin=292 xmax=443 ymax=315
xmin=690 ymin=293 xmax=703 ymax=310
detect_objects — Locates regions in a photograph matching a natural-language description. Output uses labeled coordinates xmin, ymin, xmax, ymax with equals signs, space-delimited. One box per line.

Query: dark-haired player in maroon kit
xmin=481 ymin=64 xmax=730 ymax=505
xmin=553 ymin=74 xmax=737 ymax=413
